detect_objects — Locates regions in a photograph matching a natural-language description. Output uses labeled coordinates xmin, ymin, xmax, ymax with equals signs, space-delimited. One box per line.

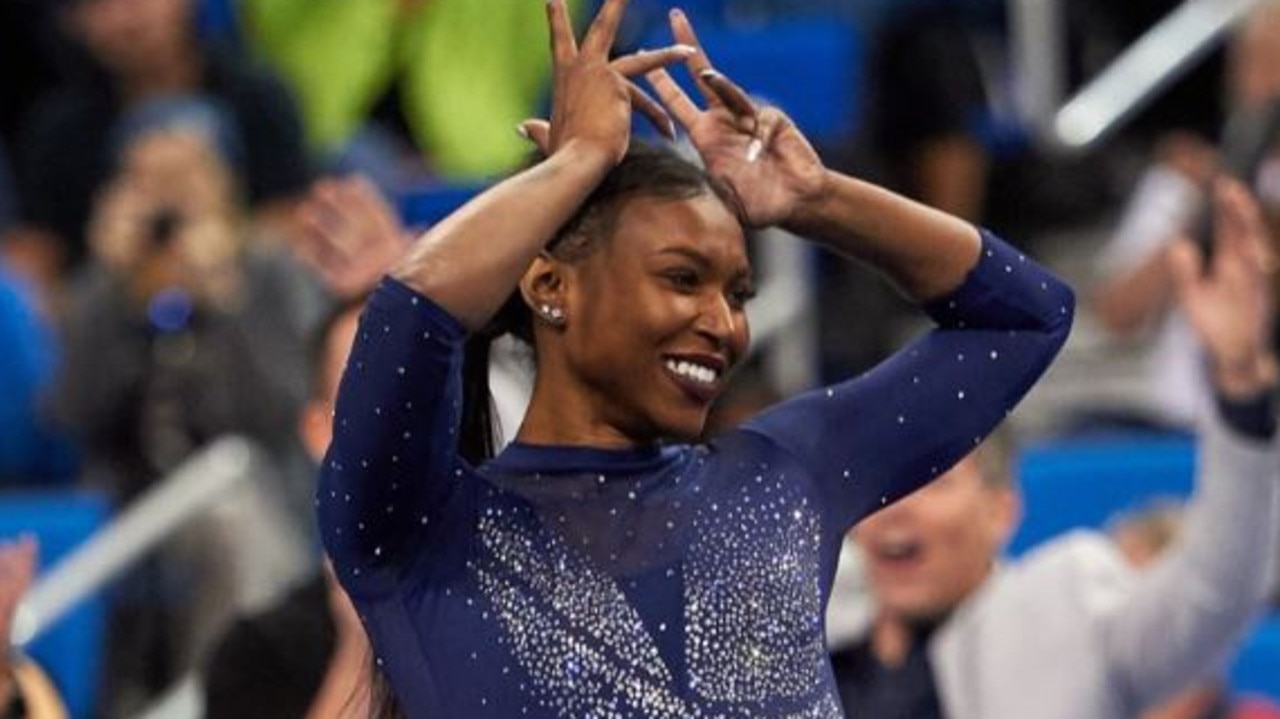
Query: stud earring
xmin=539 ymin=304 xmax=565 ymax=324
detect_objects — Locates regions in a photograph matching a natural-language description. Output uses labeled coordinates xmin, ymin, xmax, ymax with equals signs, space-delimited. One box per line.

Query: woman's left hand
xmin=646 ymin=9 xmax=827 ymax=227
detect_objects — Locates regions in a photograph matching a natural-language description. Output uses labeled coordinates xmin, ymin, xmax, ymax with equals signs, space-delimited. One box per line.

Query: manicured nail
xmin=746 ymin=138 xmax=763 ymax=163
xmin=673 ymin=44 xmax=697 ymax=56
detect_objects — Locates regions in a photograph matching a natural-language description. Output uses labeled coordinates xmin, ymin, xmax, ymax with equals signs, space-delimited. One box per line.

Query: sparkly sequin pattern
xmin=475 ymin=504 xmax=690 ymax=717
xmin=686 ymin=474 xmax=825 ymax=703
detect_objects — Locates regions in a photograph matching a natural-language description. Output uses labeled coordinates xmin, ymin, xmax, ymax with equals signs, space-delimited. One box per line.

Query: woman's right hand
xmin=521 ymin=0 xmax=694 ymax=166
xmin=390 ymin=0 xmax=692 ymax=330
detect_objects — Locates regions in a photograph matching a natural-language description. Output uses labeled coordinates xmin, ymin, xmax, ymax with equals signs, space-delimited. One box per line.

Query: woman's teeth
xmin=666 ymin=359 xmax=719 ymax=385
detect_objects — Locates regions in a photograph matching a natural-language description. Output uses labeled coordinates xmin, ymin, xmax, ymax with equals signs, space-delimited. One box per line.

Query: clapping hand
xmin=1169 ymin=178 xmax=1279 ymax=397
xmin=645 ymin=9 xmax=827 ymax=228
xmin=294 ymin=176 xmax=409 ymax=301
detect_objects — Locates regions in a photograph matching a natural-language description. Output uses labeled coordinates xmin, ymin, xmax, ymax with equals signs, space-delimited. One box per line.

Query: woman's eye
xmin=663 ymin=269 xmax=700 ymax=290
xmin=729 ymin=288 xmax=757 ymax=309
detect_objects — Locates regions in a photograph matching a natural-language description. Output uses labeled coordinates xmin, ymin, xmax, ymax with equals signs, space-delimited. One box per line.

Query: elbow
xmin=1045 ymin=281 xmax=1076 ymax=343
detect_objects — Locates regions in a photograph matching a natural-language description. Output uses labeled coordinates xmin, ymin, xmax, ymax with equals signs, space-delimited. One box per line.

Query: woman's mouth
xmin=663 ymin=357 xmax=722 ymax=403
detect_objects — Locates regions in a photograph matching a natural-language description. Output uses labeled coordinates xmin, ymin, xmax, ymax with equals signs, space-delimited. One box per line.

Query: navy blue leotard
xmin=318 ymin=231 xmax=1074 ymax=718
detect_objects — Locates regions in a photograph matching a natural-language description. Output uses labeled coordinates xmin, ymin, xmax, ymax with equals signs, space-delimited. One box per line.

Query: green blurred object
xmin=238 ymin=0 xmax=580 ymax=180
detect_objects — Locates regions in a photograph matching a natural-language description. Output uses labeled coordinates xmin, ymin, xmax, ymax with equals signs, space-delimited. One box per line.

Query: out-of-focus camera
xmin=147 ymin=207 xmax=184 ymax=249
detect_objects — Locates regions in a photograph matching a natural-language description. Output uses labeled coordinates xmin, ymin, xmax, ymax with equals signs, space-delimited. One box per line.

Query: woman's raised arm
xmin=390 ymin=0 xmax=692 ymax=331
xmin=646 ymin=9 xmax=1072 ymax=531
xmin=645 ymin=8 xmax=979 ymax=301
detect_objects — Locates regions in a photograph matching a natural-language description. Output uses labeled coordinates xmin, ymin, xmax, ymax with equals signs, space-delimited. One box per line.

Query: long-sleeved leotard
xmin=317 ymin=231 xmax=1073 ymax=718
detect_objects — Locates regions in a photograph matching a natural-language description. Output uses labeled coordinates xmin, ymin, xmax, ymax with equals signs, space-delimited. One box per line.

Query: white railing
xmin=1013 ymin=0 xmax=1266 ymax=151
xmin=11 ymin=437 xmax=263 ymax=649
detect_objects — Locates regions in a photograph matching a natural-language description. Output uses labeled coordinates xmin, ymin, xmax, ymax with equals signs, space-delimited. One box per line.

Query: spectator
xmin=5 ymin=0 xmax=310 ymax=291
xmin=52 ymin=98 xmax=316 ymax=715
xmin=820 ymin=0 xmax=993 ymax=379
xmin=863 ymin=0 xmax=991 ymax=224
xmin=202 ymin=301 xmax=371 ymax=719
xmin=828 ymin=181 xmax=1280 ymax=719
xmin=1092 ymin=0 xmax=1280 ymax=430
xmin=56 ymin=97 xmax=310 ymax=500
xmin=1111 ymin=503 xmax=1280 ymax=719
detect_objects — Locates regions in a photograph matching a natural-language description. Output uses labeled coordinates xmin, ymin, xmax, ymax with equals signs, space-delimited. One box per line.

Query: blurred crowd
xmin=0 ymin=0 xmax=1278 ymax=717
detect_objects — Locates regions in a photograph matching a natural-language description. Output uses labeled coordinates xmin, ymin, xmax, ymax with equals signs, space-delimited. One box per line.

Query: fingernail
xmin=667 ymin=119 xmax=677 ymax=139
xmin=746 ymin=138 xmax=763 ymax=163
xmin=673 ymin=44 xmax=697 ymax=56
xmin=515 ymin=125 xmax=532 ymax=143
xmin=670 ymin=8 xmax=684 ymax=20
xmin=699 ymin=68 xmax=719 ymax=80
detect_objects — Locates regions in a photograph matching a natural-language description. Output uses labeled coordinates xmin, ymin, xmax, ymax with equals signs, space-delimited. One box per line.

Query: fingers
xmin=518 ymin=119 xmax=552 ymax=155
xmin=582 ymin=0 xmax=629 ymax=57
xmin=700 ymin=69 xmax=756 ymax=120
xmin=521 ymin=81 xmax=672 ymax=149
xmin=1167 ymin=238 xmax=1204 ymax=305
xmin=669 ymin=8 xmax=721 ymax=107
xmin=343 ymin=176 xmax=403 ymax=242
xmin=610 ymin=45 xmax=696 ymax=77
xmin=629 ymin=83 xmax=676 ymax=139
xmin=645 ymin=67 xmax=701 ymax=131
xmin=546 ymin=0 xmax=578 ymax=66
xmin=300 ymin=181 xmax=360 ymax=263
xmin=1215 ymin=177 xmax=1272 ymax=271
xmin=748 ymin=107 xmax=790 ymax=163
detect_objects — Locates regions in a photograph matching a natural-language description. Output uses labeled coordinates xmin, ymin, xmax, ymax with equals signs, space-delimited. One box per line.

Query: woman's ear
xmin=520 ymin=253 xmax=569 ymax=327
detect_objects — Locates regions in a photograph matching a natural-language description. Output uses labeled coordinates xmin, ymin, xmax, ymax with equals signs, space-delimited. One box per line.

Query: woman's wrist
xmin=778 ymin=169 xmax=980 ymax=300
xmin=1210 ymin=350 xmax=1280 ymax=399
xmin=548 ymin=138 xmax=620 ymax=185
xmin=779 ymin=168 xmax=838 ymax=235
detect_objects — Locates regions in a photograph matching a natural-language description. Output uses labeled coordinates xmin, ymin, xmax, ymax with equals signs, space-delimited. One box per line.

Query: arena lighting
xmin=10 ymin=437 xmax=261 ymax=648
xmin=1050 ymin=0 xmax=1262 ymax=151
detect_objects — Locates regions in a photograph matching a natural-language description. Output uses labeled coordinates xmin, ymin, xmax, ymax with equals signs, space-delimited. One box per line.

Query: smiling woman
xmin=315 ymin=0 xmax=1075 ymax=717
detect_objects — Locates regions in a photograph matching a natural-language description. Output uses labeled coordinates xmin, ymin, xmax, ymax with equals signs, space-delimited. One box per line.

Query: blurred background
xmin=0 ymin=0 xmax=1278 ymax=716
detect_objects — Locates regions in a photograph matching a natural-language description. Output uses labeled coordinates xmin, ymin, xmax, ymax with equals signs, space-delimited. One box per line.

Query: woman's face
xmin=559 ymin=192 xmax=753 ymax=441
xmin=73 ymin=0 xmax=193 ymax=77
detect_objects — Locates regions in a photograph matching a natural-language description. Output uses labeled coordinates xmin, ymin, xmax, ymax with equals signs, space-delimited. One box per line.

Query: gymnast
xmin=317 ymin=1 xmax=1074 ymax=716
